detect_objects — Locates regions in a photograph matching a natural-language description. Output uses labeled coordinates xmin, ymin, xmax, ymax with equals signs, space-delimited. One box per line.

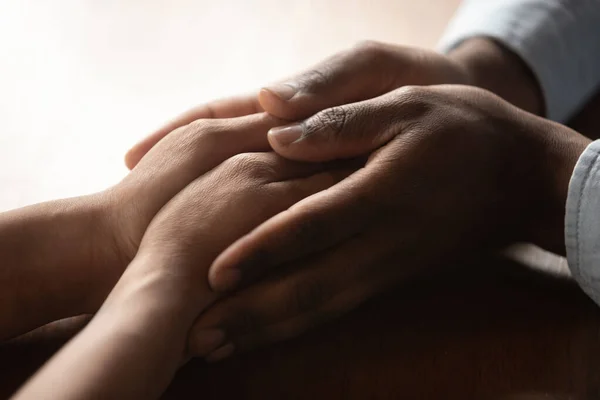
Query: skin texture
xmin=124 ymin=38 xmax=544 ymax=171
xmin=1 ymin=38 xmax=570 ymax=396
xmin=124 ymin=40 xmax=473 ymax=170
xmin=13 ymin=148 xmax=352 ymax=399
xmin=193 ymin=85 xmax=590 ymax=360
xmin=121 ymin=39 xmax=548 ymax=360
xmin=0 ymin=37 xmax=516 ymax=377
xmin=0 ymin=112 xmax=331 ymax=342
xmin=0 ymin=196 xmax=110 ymax=340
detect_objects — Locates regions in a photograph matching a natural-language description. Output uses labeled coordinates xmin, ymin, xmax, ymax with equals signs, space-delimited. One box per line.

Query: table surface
xmin=2 ymin=1 xmax=600 ymax=399
xmin=2 ymin=255 xmax=600 ymax=399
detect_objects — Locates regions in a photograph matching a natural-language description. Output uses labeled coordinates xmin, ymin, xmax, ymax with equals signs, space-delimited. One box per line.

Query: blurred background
xmin=0 ymin=0 xmax=460 ymax=210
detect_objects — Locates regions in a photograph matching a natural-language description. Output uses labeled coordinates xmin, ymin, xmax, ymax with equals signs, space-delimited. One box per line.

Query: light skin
xmin=199 ymin=84 xmax=589 ymax=357
xmin=124 ymin=38 xmax=544 ymax=170
xmin=2 ymin=37 xmax=590 ymax=396
xmin=124 ymin=38 xmax=553 ymax=360
xmin=12 ymin=147 xmax=351 ymax=399
xmin=0 ymin=112 xmax=329 ymax=341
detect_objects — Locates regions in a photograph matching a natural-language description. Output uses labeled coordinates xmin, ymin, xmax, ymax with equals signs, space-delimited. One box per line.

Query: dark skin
xmin=0 ymin=37 xmax=592 ymax=398
xmin=125 ymin=38 xmax=543 ymax=167
xmin=199 ymin=84 xmax=588 ymax=357
xmin=125 ymin=38 xmax=584 ymax=361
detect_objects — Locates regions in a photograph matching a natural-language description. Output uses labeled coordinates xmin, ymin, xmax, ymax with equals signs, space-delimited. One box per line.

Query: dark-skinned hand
xmin=190 ymin=85 xmax=589 ymax=360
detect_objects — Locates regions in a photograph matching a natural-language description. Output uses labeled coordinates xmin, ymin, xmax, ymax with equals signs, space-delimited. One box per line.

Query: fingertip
xmin=209 ymin=244 xmax=239 ymax=291
xmin=124 ymin=148 xmax=139 ymax=170
xmin=268 ymin=124 xmax=303 ymax=147
xmin=267 ymin=124 xmax=324 ymax=162
xmin=259 ymin=87 xmax=302 ymax=120
xmin=267 ymin=132 xmax=337 ymax=163
xmin=263 ymin=84 xmax=297 ymax=101
xmin=188 ymin=329 xmax=226 ymax=357
xmin=209 ymin=266 xmax=241 ymax=293
xmin=125 ymin=138 xmax=155 ymax=170
xmin=205 ymin=342 xmax=235 ymax=363
xmin=258 ymin=88 xmax=286 ymax=116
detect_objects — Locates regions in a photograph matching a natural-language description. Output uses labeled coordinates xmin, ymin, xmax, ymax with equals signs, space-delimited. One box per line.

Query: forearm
xmin=0 ymin=195 xmax=116 ymax=340
xmin=448 ymin=38 xmax=544 ymax=116
xmin=12 ymin=252 xmax=211 ymax=400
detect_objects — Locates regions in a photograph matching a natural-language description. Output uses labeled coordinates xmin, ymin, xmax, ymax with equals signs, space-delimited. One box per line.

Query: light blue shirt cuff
xmin=565 ymin=140 xmax=600 ymax=306
xmin=438 ymin=0 xmax=600 ymax=123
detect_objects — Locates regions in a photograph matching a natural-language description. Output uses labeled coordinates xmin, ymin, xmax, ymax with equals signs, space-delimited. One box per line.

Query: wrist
xmin=44 ymin=194 xmax=123 ymax=314
xmin=103 ymin=251 xmax=217 ymax=324
xmin=448 ymin=37 xmax=545 ymax=116
xmin=13 ymin=252 xmax=204 ymax=400
xmin=0 ymin=194 xmax=121 ymax=338
xmin=51 ymin=192 xmax=129 ymax=314
xmin=518 ymin=118 xmax=591 ymax=254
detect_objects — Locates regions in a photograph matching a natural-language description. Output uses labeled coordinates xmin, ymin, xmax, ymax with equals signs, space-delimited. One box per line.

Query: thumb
xmin=267 ymin=94 xmax=401 ymax=162
xmin=259 ymin=41 xmax=400 ymax=121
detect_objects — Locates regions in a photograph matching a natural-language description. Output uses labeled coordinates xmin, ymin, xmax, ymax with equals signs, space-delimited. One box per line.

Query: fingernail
xmin=190 ymin=329 xmax=225 ymax=356
xmin=213 ymin=268 xmax=241 ymax=292
xmin=205 ymin=342 xmax=235 ymax=363
xmin=268 ymin=124 xmax=304 ymax=146
xmin=263 ymin=83 xmax=297 ymax=101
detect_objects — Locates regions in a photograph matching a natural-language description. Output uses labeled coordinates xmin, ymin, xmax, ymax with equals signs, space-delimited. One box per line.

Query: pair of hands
xmin=79 ymin=40 xmax=471 ymax=359
xmin=11 ymin=38 xmax=591 ymax=400
xmin=118 ymin=40 xmax=589 ymax=361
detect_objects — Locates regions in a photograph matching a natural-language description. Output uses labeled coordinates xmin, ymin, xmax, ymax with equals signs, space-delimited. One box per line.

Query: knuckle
xmin=179 ymin=119 xmax=222 ymax=149
xmin=187 ymin=118 xmax=219 ymax=136
xmin=353 ymin=40 xmax=386 ymax=59
xmin=223 ymin=153 xmax=276 ymax=181
xmin=390 ymin=85 xmax=434 ymax=115
xmin=351 ymin=40 xmax=397 ymax=90
xmin=307 ymin=106 xmax=349 ymax=140
xmin=287 ymin=278 xmax=330 ymax=314
xmin=297 ymin=66 xmax=334 ymax=92
xmin=394 ymin=84 xmax=426 ymax=101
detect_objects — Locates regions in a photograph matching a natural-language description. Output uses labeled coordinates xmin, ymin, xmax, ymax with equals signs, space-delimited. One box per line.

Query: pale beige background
xmin=0 ymin=0 xmax=461 ymax=211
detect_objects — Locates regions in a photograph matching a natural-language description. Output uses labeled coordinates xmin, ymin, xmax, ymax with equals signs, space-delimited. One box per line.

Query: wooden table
xmin=2 ymin=252 xmax=600 ymax=400
xmin=4 ymin=90 xmax=600 ymax=399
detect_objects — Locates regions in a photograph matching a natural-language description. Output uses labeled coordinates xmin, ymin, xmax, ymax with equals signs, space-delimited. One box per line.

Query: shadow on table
xmin=2 ymin=255 xmax=600 ymax=400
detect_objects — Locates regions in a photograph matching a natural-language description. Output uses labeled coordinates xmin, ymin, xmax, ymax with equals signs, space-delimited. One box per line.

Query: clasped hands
xmin=15 ymin=41 xmax=589 ymax=368
xmin=126 ymin=41 xmax=589 ymax=364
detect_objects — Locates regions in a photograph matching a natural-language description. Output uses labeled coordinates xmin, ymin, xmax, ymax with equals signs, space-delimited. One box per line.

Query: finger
xmin=209 ymin=98 xmax=416 ymax=292
xmin=225 ymin=288 xmax=362 ymax=356
xmin=125 ymin=94 xmax=262 ymax=169
xmin=259 ymin=41 xmax=402 ymax=121
xmin=153 ymin=161 xmax=356 ymax=274
xmin=201 ymin=303 xmax=335 ymax=362
xmin=123 ymin=113 xmax=282 ymax=224
xmin=207 ymin=91 xmax=415 ymax=291
xmin=191 ymin=232 xmax=389 ymax=357
xmin=186 ymin=328 xmax=226 ymax=357
xmin=219 ymin=151 xmax=358 ymax=184
xmin=208 ymin=163 xmax=382 ymax=292
xmin=266 ymin=86 xmax=422 ymax=162
xmin=268 ymin=168 xmax=356 ymax=203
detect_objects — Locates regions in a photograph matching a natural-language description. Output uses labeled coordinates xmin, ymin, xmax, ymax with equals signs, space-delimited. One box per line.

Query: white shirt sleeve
xmin=438 ymin=0 xmax=600 ymax=123
xmin=566 ymin=140 xmax=600 ymax=306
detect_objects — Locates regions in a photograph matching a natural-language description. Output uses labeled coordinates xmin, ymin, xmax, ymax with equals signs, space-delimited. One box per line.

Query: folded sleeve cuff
xmin=565 ymin=139 xmax=600 ymax=305
xmin=438 ymin=0 xmax=600 ymax=123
